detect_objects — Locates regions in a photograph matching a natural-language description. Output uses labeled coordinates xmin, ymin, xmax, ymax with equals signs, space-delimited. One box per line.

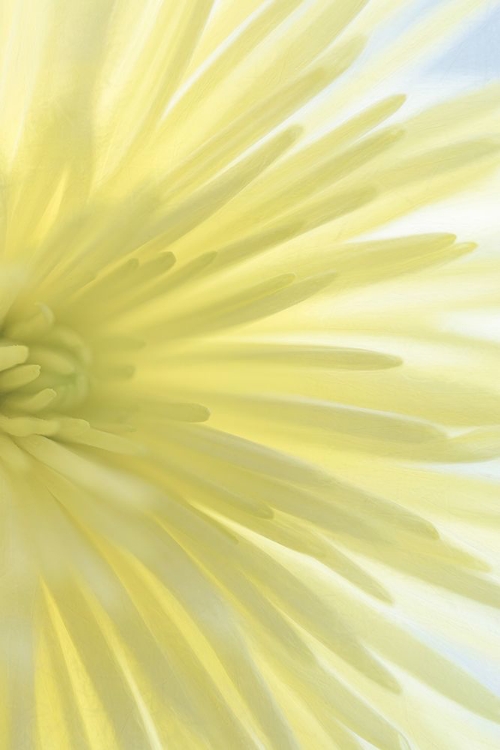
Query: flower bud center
xmin=0 ymin=303 xmax=92 ymax=437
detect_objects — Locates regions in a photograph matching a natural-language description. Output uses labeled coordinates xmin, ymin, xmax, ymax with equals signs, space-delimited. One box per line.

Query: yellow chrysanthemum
xmin=1 ymin=1 xmax=499 ymax=748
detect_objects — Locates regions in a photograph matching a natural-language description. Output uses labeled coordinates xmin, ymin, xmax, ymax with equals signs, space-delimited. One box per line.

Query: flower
xmin=1 ymin=1 xmax=499 ymax=748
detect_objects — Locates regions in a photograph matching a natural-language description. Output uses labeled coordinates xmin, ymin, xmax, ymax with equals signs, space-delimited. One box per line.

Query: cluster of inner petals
xmin=0 ymin=302 xmax=92 ymax=442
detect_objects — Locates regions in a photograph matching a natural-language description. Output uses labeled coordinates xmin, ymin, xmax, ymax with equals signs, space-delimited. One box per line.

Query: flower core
xmin=0 ymin=302 xmax=92 ymax=436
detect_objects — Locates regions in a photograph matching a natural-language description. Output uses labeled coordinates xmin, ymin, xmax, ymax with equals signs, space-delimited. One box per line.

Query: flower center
xmin=0 ymin=303 xmax=92 ymax=438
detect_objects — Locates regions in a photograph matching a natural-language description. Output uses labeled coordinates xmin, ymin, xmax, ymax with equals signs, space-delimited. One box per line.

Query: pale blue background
xmin=430 ymin=1 xmax=500 ymax=80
